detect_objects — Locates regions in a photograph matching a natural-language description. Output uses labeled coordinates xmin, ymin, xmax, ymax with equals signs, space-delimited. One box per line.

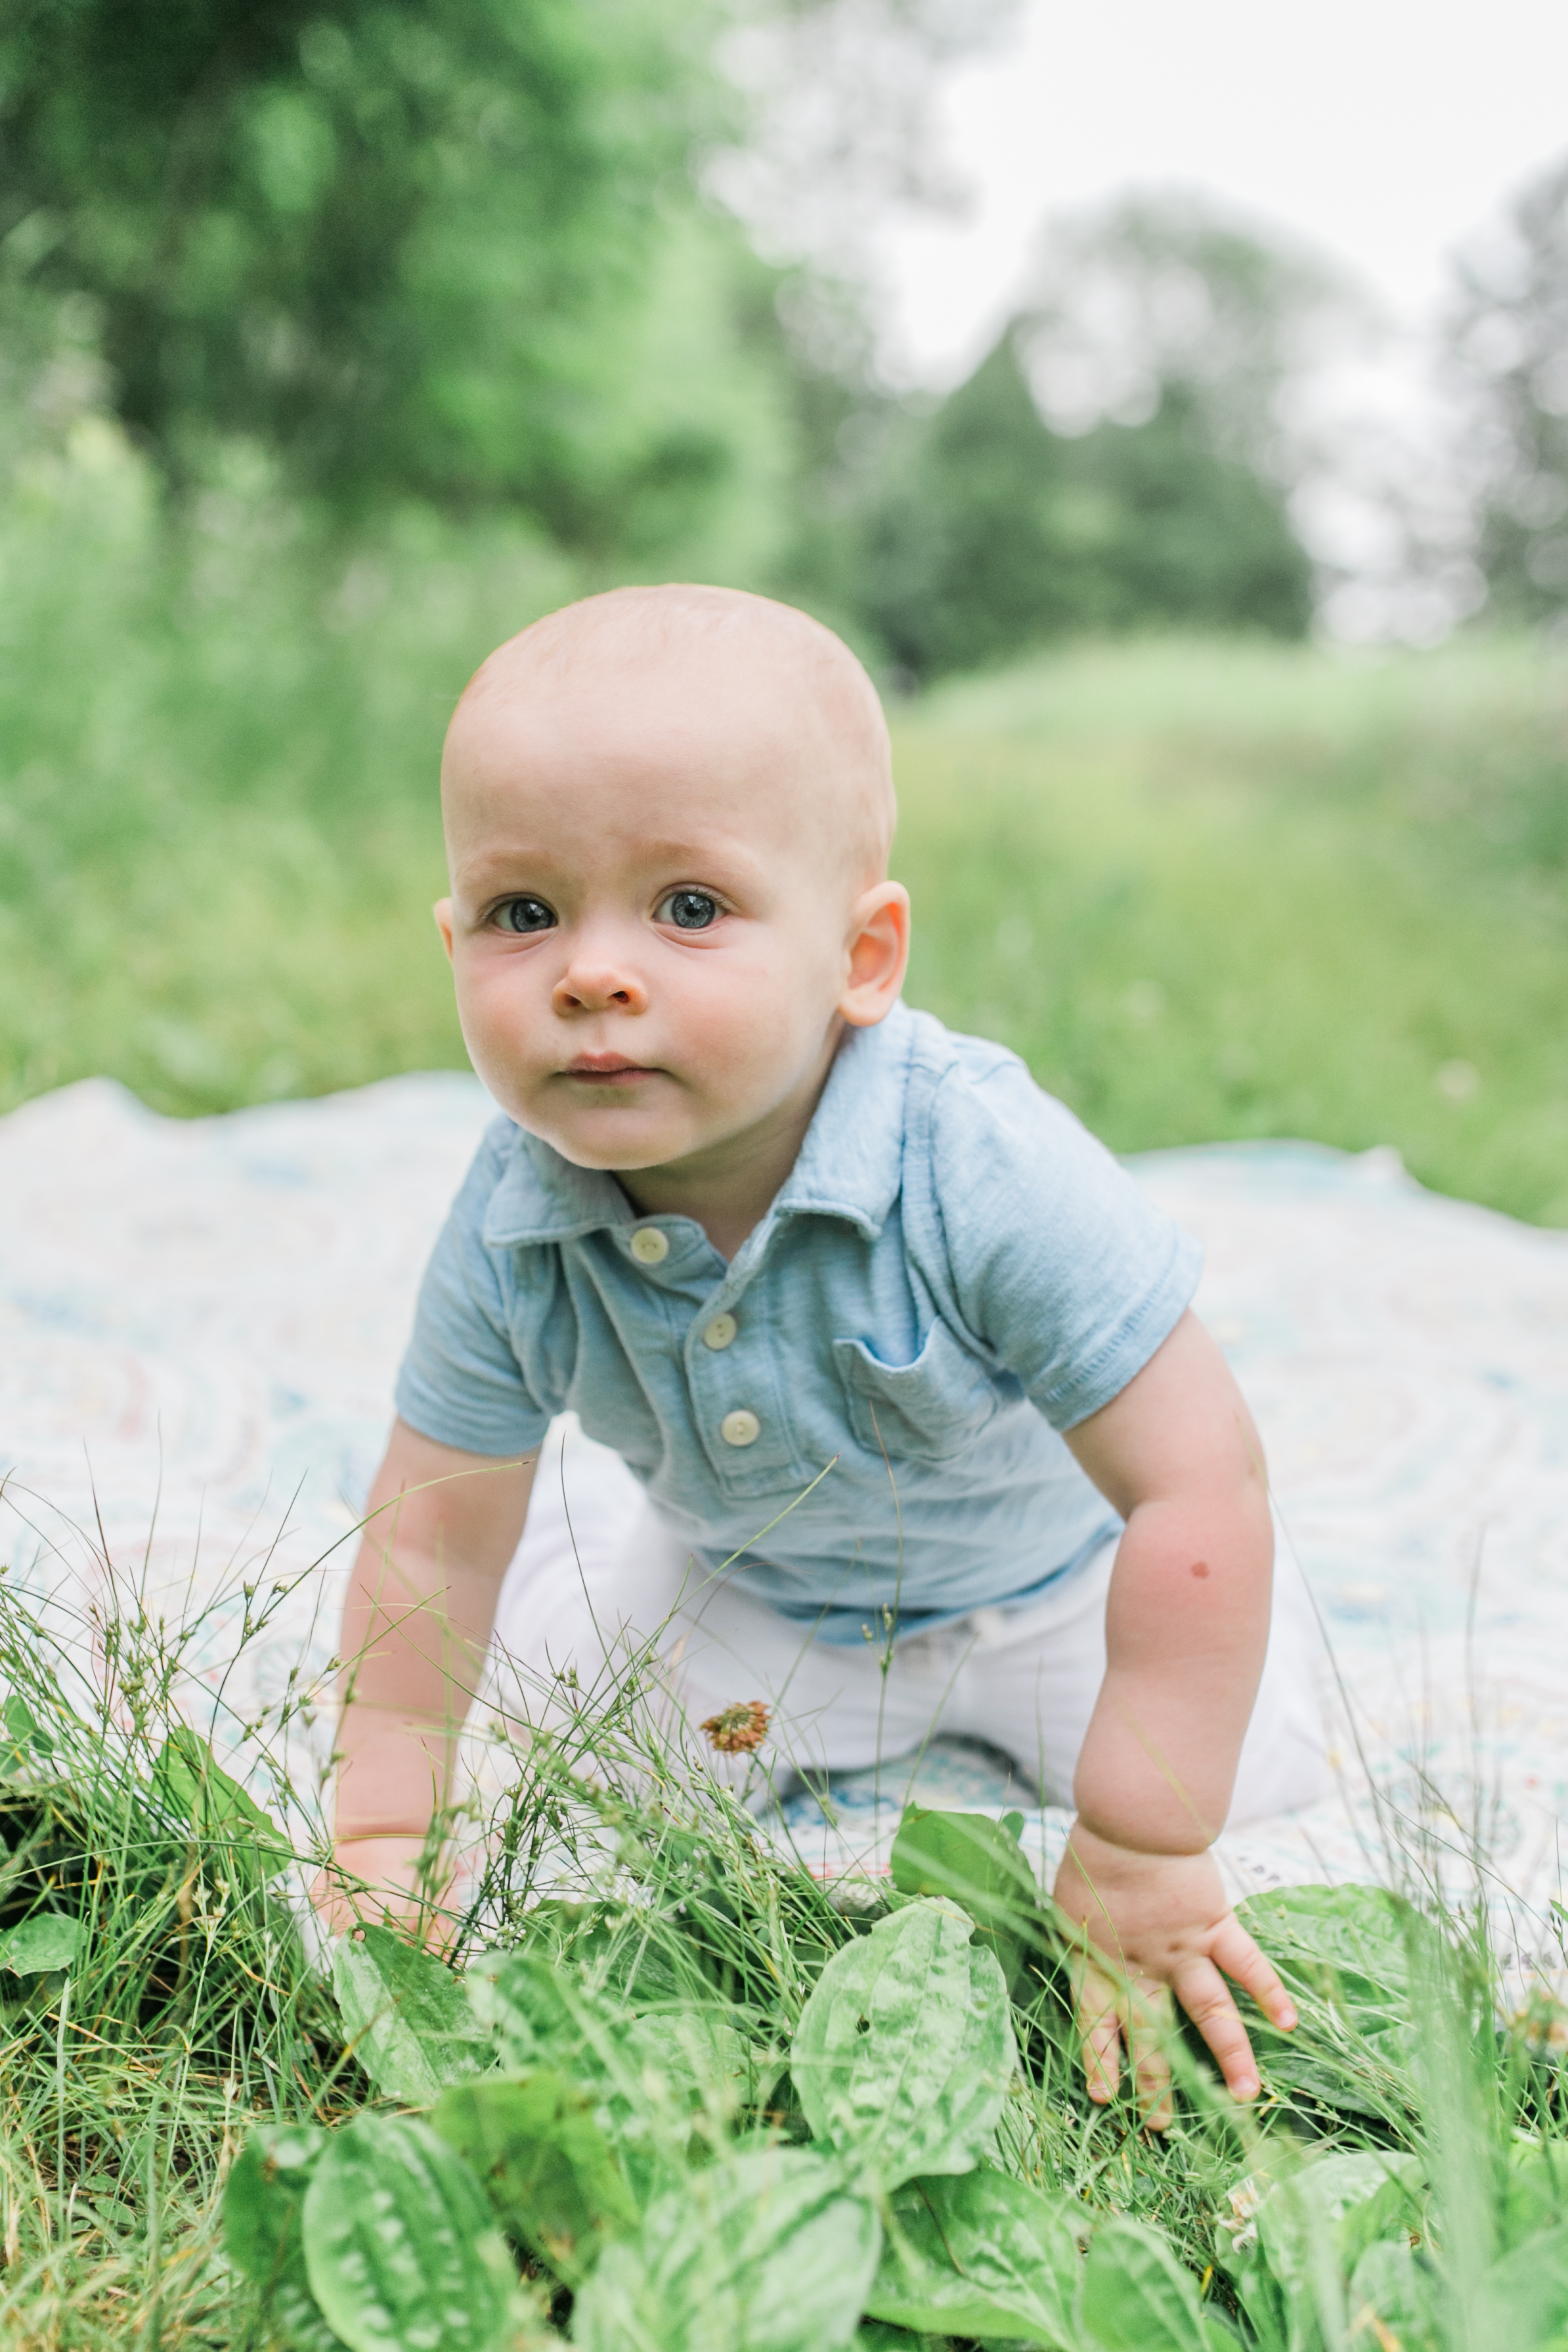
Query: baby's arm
xmin=1056 ymin=1309 xmax=1297 ymax=2121
xmin=323 ymin=1418 xmax=535 ymax=1934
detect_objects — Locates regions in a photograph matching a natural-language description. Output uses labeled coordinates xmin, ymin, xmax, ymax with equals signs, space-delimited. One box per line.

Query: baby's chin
xmin=503 ymin=1098 xmax=714 ymax=1174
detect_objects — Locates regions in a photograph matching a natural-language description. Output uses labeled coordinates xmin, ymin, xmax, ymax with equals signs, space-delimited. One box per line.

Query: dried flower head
xmin=701 ymin=1699 xmax=770 ymax=1755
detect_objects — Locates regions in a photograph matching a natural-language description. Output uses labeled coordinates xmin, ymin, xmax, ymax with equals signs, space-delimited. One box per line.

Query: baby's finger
xmin=1074 ymin=1959 xmax=1122 ymax=2104
xmin=1169 ymin=1953 xmax=1261 ymax=2101
xmin=1125 ymin=1981 xmax=1175 ymax=2131
xmin=1209 ymin=1913 xmax=1298 ymax=2032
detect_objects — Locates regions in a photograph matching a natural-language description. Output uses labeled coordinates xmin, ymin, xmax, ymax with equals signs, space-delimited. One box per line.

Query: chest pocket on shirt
xmin=833 ymin=1320 xmax=1002 ymax=1464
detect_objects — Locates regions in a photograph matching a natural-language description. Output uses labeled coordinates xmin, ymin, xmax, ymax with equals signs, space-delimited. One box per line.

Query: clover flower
xmin=700 ymin=1699 xmax=770 ymax=1754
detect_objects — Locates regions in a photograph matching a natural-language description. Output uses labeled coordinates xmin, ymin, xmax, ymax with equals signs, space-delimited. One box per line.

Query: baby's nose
xmin=552 ymin=956 xmax=649 ymax=1016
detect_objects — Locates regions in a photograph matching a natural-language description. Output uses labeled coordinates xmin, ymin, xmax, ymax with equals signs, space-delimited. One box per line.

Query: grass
xmin=7 ymin=433 xmax=1568 ymax=2335
xmin=0 ymin=1514 xmax=1565 ymax=2349
xmin=899 ymin=636 xmax=1568 ymax=1225
xmin=3 ymin=419 xmax=1567 ymax=1221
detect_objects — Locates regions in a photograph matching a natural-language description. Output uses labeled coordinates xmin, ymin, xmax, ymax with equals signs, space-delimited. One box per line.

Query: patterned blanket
xmin=3 ymin=1073 xmax=1565 ymax=1985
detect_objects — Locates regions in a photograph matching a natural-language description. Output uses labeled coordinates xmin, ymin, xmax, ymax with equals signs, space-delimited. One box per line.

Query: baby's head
xmin=436 ymin=584 xmax=909 ymax=1176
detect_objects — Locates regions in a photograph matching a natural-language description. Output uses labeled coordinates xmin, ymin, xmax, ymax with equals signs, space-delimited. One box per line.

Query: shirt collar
xmin=481 ymin=999 xmax=911 ymax=1250
xmin=770 ymin=999 xmax=909 ymax=1240
xmin=481 ymin=1132 xmax=632 ymax=1248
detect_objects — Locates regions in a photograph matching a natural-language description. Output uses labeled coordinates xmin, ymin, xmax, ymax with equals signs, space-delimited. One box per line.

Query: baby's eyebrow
xmin=452 ymin=835 xmax=770 ymax=898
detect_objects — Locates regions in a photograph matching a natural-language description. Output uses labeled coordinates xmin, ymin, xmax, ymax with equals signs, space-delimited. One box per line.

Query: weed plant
xmin=1 ymin=1505 xmax=1568 ymax=2349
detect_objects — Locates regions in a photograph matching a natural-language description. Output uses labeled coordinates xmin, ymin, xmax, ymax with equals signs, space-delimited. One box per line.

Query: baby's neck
xmin=615 ymin=1050 xmax=837 ymax=1263
xmin=616 ymin=1167 xmax=764 ymax=1264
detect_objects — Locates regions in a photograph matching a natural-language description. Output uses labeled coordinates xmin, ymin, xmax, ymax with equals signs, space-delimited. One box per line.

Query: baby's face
xmin=437 ymin=651 xmax=902 ymax=1179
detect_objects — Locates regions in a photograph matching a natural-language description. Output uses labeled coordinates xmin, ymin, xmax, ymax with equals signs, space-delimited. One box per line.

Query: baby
xmin=328 ymin=582 xmax=1328 ymax=2119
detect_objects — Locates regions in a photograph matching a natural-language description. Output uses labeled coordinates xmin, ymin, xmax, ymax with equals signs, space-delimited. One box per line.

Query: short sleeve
xmin=393 ymin=1124 xmax=552 ymax=1458
xmin=926 ymin=1052 xmax=1202 ymax=1431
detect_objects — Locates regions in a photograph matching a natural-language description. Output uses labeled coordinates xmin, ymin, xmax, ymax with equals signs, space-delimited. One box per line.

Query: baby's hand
xmin=1051 ymin=1821 xmax=1296 ymax=2129
xmin=311 ymin=1834 xmax=453 ymax=1948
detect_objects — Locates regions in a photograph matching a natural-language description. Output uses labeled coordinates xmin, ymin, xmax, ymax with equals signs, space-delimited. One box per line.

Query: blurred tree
xmin=1448 ymin=151 xmax=1568 ymax=624
xmin=0 ymin=0 xmax=1016 ymax=586
xmin=1015 ymin=191 xmax=1348 ymax=475
xmin=0 ymin=0 xmax=803 ymax=561
xmin=854 ymin=195 xmax=1328 ymax=678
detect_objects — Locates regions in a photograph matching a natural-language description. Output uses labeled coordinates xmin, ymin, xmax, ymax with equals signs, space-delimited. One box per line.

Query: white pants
xmin=490 ymin=1418 xmax=1332 ymax=1829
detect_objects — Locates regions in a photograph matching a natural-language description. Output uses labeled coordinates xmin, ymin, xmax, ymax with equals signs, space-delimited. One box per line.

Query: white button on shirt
xmin=703 ymin=1312 xmax=737 ymax=1350
xmin=396 ymin=999 xmax=1200 ymax=1648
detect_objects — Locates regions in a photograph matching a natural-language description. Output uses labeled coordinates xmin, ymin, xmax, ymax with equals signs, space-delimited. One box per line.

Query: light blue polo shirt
xmin=395 ymin=1003 xmax=1202 ymax=1644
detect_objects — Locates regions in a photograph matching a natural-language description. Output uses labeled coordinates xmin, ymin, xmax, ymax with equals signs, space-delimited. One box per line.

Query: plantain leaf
xmin=301 ymin=2113 xmax=516 ymax=2352
xmin=1238 ymin=1884 xmax=1416 ymax=1993
xmin=431 ymin=2068 xmax=638 ymax=2284
xmin=1 ymin=1693 xmax=52 ymax=1770
xmin=152 ymin=1726 xmax=293 ymax=1883
xmin=2 ymin=1913 xmax=81 ymax=1974
xmin=1501 ymin=2140 xmax=1568 ymax=2252
xmin=1474 ymin=2221 xmax=1568 ymax=2346
xmin=1348 ymin=2238 xmax=1441 ymax=2347
xmin=571 ymin=2146 xmax=879 ymax=2352
xmin=468 ymin=1949 xmax=748 ymax=2199
xmin=1079 ymin=2217 xmax=1210 ymax=2352
xmin=1234 ymin=1884 xmax=1443 ymax=2113
xmin=1252 ymin=2152 xmax=1424 ymax=2307
xmin=890 ymin=1807 xmax=1049 ymax=1997
xmin=864 ymin=2167 xmax=1082 ymax=2344
xmin=332 ymin=1924 xmax=492 ymax=2105
xmin=790 ymin=1898 xmax=1015 ymax=2189
xmin=224 ymin=2124 xmax=345 ymax=2352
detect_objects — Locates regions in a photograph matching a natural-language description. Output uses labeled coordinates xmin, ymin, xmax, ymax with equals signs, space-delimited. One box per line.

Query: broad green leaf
xmin=1500 ymin=2140 xmax=1568 ymax=2251
xmin=890 ymin=1806 xmax=1048 ymax=1996
xmin=152 ymin=1726 xmax=293 ymax=1881
xmin=1252 ymin=2152 xmax=1424 ymax=2307
xmin=571 ymin=2146 xmax=879 ymax=2352
xmin=1235 ymin=1884 xmax=1447 ymax=2116
xmin=864 ymin=2167 xmax=1081 ymax=2344
xmin=468 ymin=1949 xmax=600 ymax=2072
xmin=302 ymin=2113 xmax=516 ymax=2352
xmin=468 ymin=1949 xmax=749 ymax=2196
xmin=431 ymin=2069 xmax=637 ymax=2284
xmin=1079 ymin=2217 xmax=1209 ymax=2352
xmin=1475 ymin=2221 xmax=1568 ymax=2346
xmin=3 ymin=1913 xmax=81 ymax=1974
xmin=332 ymin=1924 xmax=491 ymax=2105
xmin=1347 ymin=2239 xmax=1440 ymax=2349
xmin=1 ymin=1693 xmax=52 ymax=1767
xmin=225 ymin=2123 xmax=327 ymax=2278
xmin=1238 ymin=1884 xmax=1417 ymax=1990
xmin=790 ymin=1899 xmax=1015 ymax=2189
xmin=224 ymin=2124 xmax=345 ymax=2352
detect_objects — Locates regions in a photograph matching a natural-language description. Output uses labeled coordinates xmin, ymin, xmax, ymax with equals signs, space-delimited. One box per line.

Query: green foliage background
xmin=1 ymin=415 xmax=1564 ymax=1223
xmin=0 ymin=0 xmax=1565 ymax=1227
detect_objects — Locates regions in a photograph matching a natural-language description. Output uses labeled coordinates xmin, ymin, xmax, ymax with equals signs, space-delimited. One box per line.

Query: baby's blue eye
xmin=496 ymin=896 xmax=555 ymax=934
xmin=658 ymin=890 xmax=720 ymax=931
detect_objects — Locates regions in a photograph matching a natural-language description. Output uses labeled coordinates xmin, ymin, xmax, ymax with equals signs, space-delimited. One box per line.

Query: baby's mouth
xmin=561 ymin=1056 xmax=661 ymax=1087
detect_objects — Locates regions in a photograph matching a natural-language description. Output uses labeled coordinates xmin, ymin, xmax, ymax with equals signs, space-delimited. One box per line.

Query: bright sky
xmin=878 ymin=0 xmax=1568 ymax=385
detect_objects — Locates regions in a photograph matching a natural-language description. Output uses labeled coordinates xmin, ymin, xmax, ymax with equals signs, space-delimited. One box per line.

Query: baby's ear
xmin=840 ymin=880 xmax=910 ymax=1028
xmin=433 ymin=898 xmax=456 ymax=963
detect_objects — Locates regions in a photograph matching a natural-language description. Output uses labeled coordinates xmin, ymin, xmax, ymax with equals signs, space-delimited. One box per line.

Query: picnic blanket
xmin=3 ymin=1072 xmax=1567 ymax=1984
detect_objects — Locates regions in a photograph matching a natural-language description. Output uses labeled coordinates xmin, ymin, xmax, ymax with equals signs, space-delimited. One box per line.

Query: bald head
xmin=449 ymin=584 xmax=896 ymax=886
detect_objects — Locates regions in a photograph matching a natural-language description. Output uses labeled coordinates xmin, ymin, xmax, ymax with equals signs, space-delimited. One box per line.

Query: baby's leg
xmin=949 ymin=1512 xmax=1332 ymax=1826
xmin=483 ymin=1416 xmax=667 ymax=1733
xmin=656 ymin=1570 xmax=967 ymax=1795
